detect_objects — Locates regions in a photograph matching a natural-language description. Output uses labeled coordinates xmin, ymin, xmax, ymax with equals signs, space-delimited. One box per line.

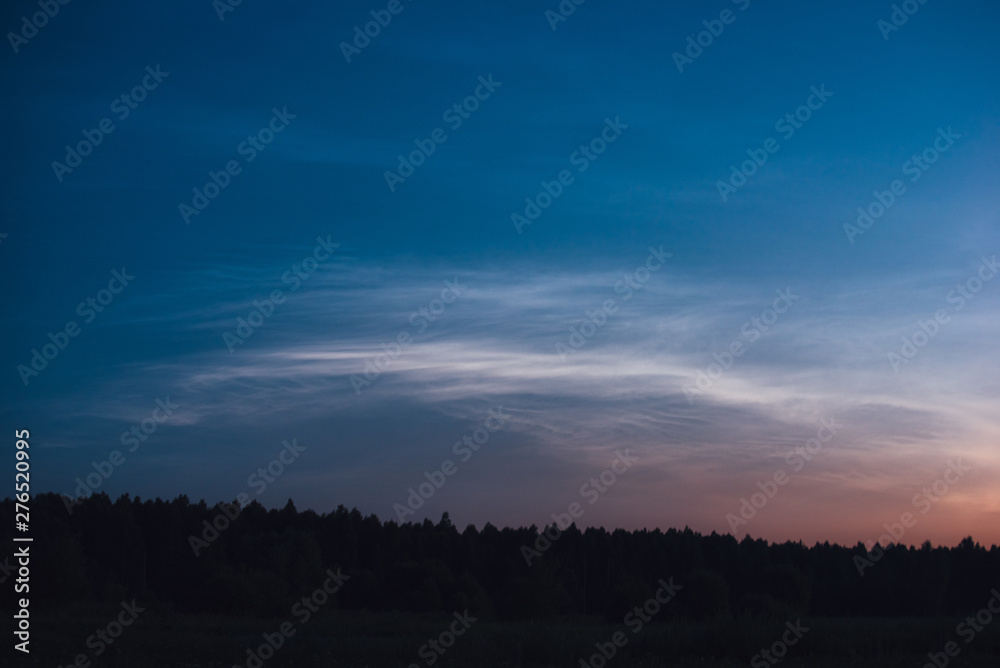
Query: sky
xmin=2 ymin=0 xmax=999 ymax=548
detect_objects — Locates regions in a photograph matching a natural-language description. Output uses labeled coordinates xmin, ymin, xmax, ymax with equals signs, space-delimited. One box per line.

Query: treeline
xmin=5 ymin=493 xmax=998 ymax=621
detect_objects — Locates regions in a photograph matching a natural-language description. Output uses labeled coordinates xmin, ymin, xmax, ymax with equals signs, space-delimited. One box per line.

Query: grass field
xmin=32 ymin=604 xmax=1000 ymax=667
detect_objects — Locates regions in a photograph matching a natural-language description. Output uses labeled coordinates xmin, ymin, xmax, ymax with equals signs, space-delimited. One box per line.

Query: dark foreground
xmin=29 ymin=605 xmax=1000 ymax=667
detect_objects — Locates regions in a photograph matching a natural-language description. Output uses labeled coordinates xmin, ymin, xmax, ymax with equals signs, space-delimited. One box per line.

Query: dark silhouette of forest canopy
xmin=7 ymin=492 xmax=998 ymax=622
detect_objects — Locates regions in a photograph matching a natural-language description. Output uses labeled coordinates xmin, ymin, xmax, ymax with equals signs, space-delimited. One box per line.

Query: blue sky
xmin=2 ymin=0 xmax=999 ymax=545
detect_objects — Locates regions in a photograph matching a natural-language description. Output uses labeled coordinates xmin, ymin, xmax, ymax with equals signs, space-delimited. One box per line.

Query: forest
xmin=7 ymin=492 xmax=998 ymax=622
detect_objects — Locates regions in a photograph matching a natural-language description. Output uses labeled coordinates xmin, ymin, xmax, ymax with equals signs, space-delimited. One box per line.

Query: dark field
xmin=36 ymin=605 xmax=1000 ymax=667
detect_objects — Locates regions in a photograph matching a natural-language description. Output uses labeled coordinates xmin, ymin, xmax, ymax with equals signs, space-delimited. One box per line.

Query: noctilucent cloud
xmin=2 ymin=0 xmax=998 ymax=546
